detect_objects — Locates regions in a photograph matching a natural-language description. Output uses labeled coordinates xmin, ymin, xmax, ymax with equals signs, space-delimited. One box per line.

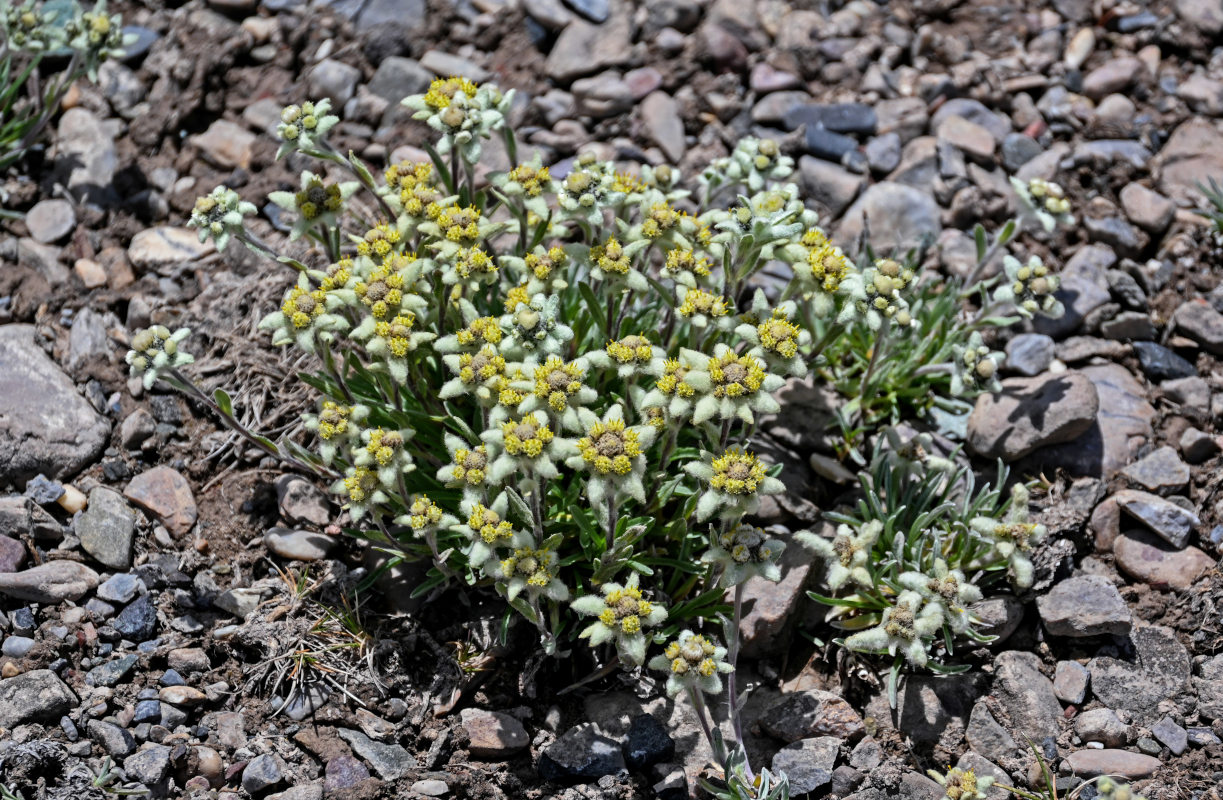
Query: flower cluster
xmin=125 ymin=326 xmax=193 ymax=389
xmin=993 ymin=254 xmax=1064 ymax=319
xmin=188 ymin=186 xmax=257 ymax=251
xmin=649 ymin=630 xmax=733 ymax=697
xmin=927 ymin=766 xmax=995 ymax=800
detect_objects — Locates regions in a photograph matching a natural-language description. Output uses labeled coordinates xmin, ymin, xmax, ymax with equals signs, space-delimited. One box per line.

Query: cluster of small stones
xmin=2 ymin=0 xmax=1223 ymax=797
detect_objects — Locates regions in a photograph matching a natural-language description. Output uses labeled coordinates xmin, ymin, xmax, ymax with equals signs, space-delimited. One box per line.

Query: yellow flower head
xmin=501 ymin=545 xmax=558 ymax=586
xmin=342 ymin=467 xmax=378 ymax=503
xmin=591 ymin=236 xmax=630 ymax=275
xmin=294 ymin=177 xmax=343 ymax=220
xmin=404 ymin=495 xmax=444 ymax=529
xmin=807 ymin=243 xmax=851 ymax=294
xmin=709 ymin=448 xmax=767 ymax=494
xmin=708 ymin=351 xmax=766 ymax=398
xmin=374 ymin=313 xmax=417 ymax=357
xmin=455 ymin=316 xmax=504 ymax=347
xmin=355 ymin=222 xmax=401 ymax=258
xmin=281 ymin=284 xmax=327 ymax=330
xmin=664 ymin=248 xmax=711 ymax=278
xmin=450 ymin=445 xmax=488 ymax=485
xmin=364 ymin=428 xmax=405 ymax=466
xmin=437 ymin=204 xmax=482 ymax=245
xmin=657 ymin=359 xmax=695 ymax=398
xmin=316 ymin=401 xmax=350 ymax=440
xmin=501 ymin=415 xmax=556 ymax=458
xmin=533 ymin=357 xmax=586 ymax=412
xmin=458 ymin=346 xmax=506 ymax=384
xmin=524 ymin=246 xmax=568 ymax=280
xmin=641 ymin=203 xmax=679 ymax=239
xmin=578 ymin=418 xmax=641 ymax=475
xmin=611 ymin=171 xmax=645 ymax=194
xmin=468 ymin=503 xmax=514 ymax=544
xmin=354 ymin=260 xmax=408 ymax=319
xmin=757 ymin=312 xmax=801 ymax=359
xmin=423 ymin=76 xmax=479 ymax=111
xmin=678 ymin=288 xmax=730 ymax=318
xmin=508 ymin=164 xmax=552 ymax=197
xmin=605 ymin=335 xmax=654 ymax=365
xmin=320 ymin=257 xmax=354 ymax=291
xmin=453 ymin=246 xmax=496 ymax=279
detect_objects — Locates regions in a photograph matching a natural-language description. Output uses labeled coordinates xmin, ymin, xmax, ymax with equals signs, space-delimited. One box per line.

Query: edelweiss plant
xmin=0 ymin=0 xmax=135 ymax=175
xmin=131 ymin=72 xmax=1076 ymax=789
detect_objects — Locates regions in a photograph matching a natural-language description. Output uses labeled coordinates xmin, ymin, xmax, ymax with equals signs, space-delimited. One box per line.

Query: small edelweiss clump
xmin=648 ymin=630 xmax=733 ymax=697
xmin=260 ymin=272 xmax=349 ymax=353
xmin=704 ymin=137 xmax=794 ymax=192
xmin=927 ymin=766 xmax=995 ymax=800
xmin=882 ymin=428 xmax=956 ymax=475
xmin=581 ymin=335 xmax=663 ymax=382
xmin=276 ymin=99 xmax=339 ymax=158
xmin=556 ymin=151 xmax=619 ymax=226
xmin=571 ymin=572 xmax=667 ymax=665
xmin=568 ymin=405 xmax=656 ymax=507
xmin=495 ymin=545 xmax=568 ymax=602
xmin=457 ymin=493 xmax=530 ymax=571
xmin=268 ymin=171 xmax=358 ymax=241
xmin=898 ymin=559 xmax=983 ymax=633
xmin=500 ymin=293 xmax=573 ymax=357
xmin=435 ymin=300 xmax=505 ymax=353
xmin=3 ymin=2 xmax=63 ymax=52
xmin=402 ymin=77 xmax=512 ymax=161
xmin=843 ymin=589 xmax=943 ymax=666
xmin=676 ymin=286 xmax=732 ymax=329
xmin=639 ymin=353 xmax=701 ymax=420
xmin=951 ymin=332 xmax=1003 ymax=396
xmin=662 ymin=247 xmax=712 ymax=288
xmin=303 ymin=401 xmax=366 ymax=464
xmin=589 ymin=235 xmax=650 ymax=291
xmin=522 ymin=355 xmax=596 ymax=428
xmin=685 ymin=344 xmax=784 ymax=425
xmin=396 ymin=495 xmax=456 ymax=535
xmin=1095 ymin=777 xmax=1145 ymax=800
xmin=493 ymin=157 xmax=554 ymax=218
xmin=1011 ymin=176 xmax=1074 ymax=232
xmin=969 ymin=484 xmax=1047 ymax=588
xmin=849 ymin=258 xmax=916 ymax=330
xmin=437 ymin=434 xmax=490 ymax=498
xmin=993 ymin=255 xmax=1064 ymax=319
xmin=187 ymin=186 xmax=257 ymax=250
xmin=702 ymin=524 xmax=786 ymax=587
xmin=333 ymin=466 xmax=386 ymax=522
xmin=686 ymin=448 xmax=784 ymax=522
xmin=439 ymin=345 xmax=506 ymax=403
xmin=126 ymin=326 xmax=193 ymax=389
xmin=353 ymin=426 xmax=415 ymax=489
xmin=67 ymin=0 xmax=134 ymax=76
xmin=737 ymin=291 xmax=810 ymax=377
xmin=797 ymin=521 xmax=882 ymax=590
xmin=480 ymin=410 xmax=571 ymax=484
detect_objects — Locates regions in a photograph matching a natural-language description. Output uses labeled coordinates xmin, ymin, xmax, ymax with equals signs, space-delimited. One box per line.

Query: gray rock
xmin=1119 ymin=183 xmax=1175 ymax=233
xmin=97 ymin=573 xmax=142 ymax=604
xmin=834 ymin=182 xmax=942 ymax=253
xmin=641 ymin=91 xmax=685 ymax=163
xmin=1156 ymin=118 xmax=1223 ymax=204
xmin=88 ymin=720 xmax=136 ymax=757
xmin=0 ymin=560 xmax=100 ymax=603
xmin=127 ymin=227 xmax=213 ymax=273
xmin=337 ymin=728 xmax=418 ymax=780
xmin=1113 ymin=489 xmax=1198 ymax=548
xmin=25 ymin=474 xmax=63 ymax=505
xmin=966 ymin=703 xmax=1019 ymax=761
xmin=1082 ymin=57 xmax=1143 ymax=99
xmin=354 ymin=0 xmax=425 ymax=31
xmin=970 ymin=594 xmax=1025 ymax=642
xmin=214 ymin=586 xmax=263 ymax=619
xmin=537 ymin=723 xmax=626 ymax=783
xmin=572 ymin=72 xmax=634 ymax=118
xmin=955 ymin=752 xmax=1008 ymax=800
xmin=1099 ymin=310 xmax=1154 ymax=341
xmin=1194 ymin=654 xmax=1223 ymax=721
xmin=191 ymin=119 xmax=255 ymax=171
xmin=460 ymin=708 xmax=530 ymax=759
xmin=1074 ymin=708 xmax=1128 ymax=747
xmin=367 ymin=56 xmax=431 ymax=103
xmin=1174 ymin=300 xmax=1223 ymax=356
xmin=1063 ymin=749 xmax=1160 ymax=779
xmin=546 ymin=12 xmax=633 ymax=82
xmin=1114 ymin=530 xmax=1215 ymax=591
xmin=77 ymin=487 xmax=136 ymax=570
xmin=243 ymin=753 xmax=285 ymax=793
xmin=799 ymin=155 xmax=865 ymax=219
xmin=1163 ymin=376 xmax=1210 ymax=411
xmin=937 ymin=115 xmax=995 ymax=161
xmin=1052 ymin=661 xmax=1089 ymax=704
xmin=1005 ymin=333 xmax=1055 ymax=376
xmin=119 ymin=409 xmax=156 ymax=450
xmin=0 ymin=325 xmax=111 ymax=484
xmin=1034 ymin=244 xmax=1114 ymax=338
xmin=264 ymin=528 xmax=336 ymax=562
xmin=1179 ymin=428 xmax=1217 ymax=463
xmin=738 ymin=534 xmax=817 ymax=658
xmin=309 ymin=58 xmax=361 ymax=106
xmin=1 ymin=636 xmax=34 ymax=657
xmin=1151 ymin=716 xmax=1188 ymax=755
xmin=1133 ymin=341 xmax=1196 ymax=382
xmin=771 ymin=737 xmax=838 ymax=794
xmin=86 ymin=654 xmax=139 ymax=687
xmin=1089 ymin=624 xmax=1190 ymax=725
xmin=0 ymin=495 xmax=62 ymax=541
xmin=124 ymin=744 xmax=172 ymax=784
xmin=783 ymin=102 xmax=876 ymax=135
xmin=1034 ymin=363 xmax=1155 ymax=478
xmin=324 ymin=755 xmax=370 ymax=792
xmin=0 ymin=669 xmax=76 ymax=727
xmin=929 ymin=98 xmax=1011 ymax=142
xmin=98 ymin=60 xmax=146 ymax=114
xmin=623 ymin=713 xmax=674 ymax=771
xmin=124 ymin=465 xmax=197 ymax=537
xmin=759 ymin=690 xmax=865 ymax=743
xmin=114 ymin=594 xmax=158 ymax=641
xmin=55 ymin=108 xmax=117 ymax=204
xmin=1001 ymin=133 xmax=1042 ymax=172
xmin=1177 ymin=0 xmax=1223 ymax=33
xmin=412 ymin=779 xmax=449 ymax=797
xmin=864 ymin=133 xmax=901 ymax=174
xmin=25 ymin=199 xmax=76 ymax=244
xmin=1037 ymin=575 xmax=1131 ymax=637
xmin=991 ymin=651 xmax=1062 ymax=743
xmin=419 ymin=51 xmax=490 ymax=83
xmin=1120 ymin=446 xmax=1190 ymax=495
xmin=967 ymin=373 xmax=1099 ymax=461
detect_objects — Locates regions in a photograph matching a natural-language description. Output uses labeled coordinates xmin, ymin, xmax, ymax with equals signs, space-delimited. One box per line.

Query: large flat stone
xmin=0 ymin=325 xmax=111 ymax=483
xmin=0 ymin=669 xmax=78 ymax=727
xmin=967 ymin=373 xmax=1099 ymax=461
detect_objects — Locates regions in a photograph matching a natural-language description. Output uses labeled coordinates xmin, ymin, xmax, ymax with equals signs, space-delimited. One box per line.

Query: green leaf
xmin=578 ymin=282 xmax=610 ymax=339
xmin=213 ymin=388 xmax=233 ymax=417
xmin=973 ymin=224 xmax=987 ymax=262
xmin=504 ymin=487 xmax=534 ymax=528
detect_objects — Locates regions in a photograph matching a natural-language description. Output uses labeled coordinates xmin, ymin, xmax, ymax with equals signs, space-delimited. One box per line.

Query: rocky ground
xmin=2 ymin=0 xmax=1223 ymax=798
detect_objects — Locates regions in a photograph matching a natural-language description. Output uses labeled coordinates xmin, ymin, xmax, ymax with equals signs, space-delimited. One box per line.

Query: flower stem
xmin=726 ymin=582 xmax=751 ymax=777
xmin=605 ymin=495 xmax=617 ymax=553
